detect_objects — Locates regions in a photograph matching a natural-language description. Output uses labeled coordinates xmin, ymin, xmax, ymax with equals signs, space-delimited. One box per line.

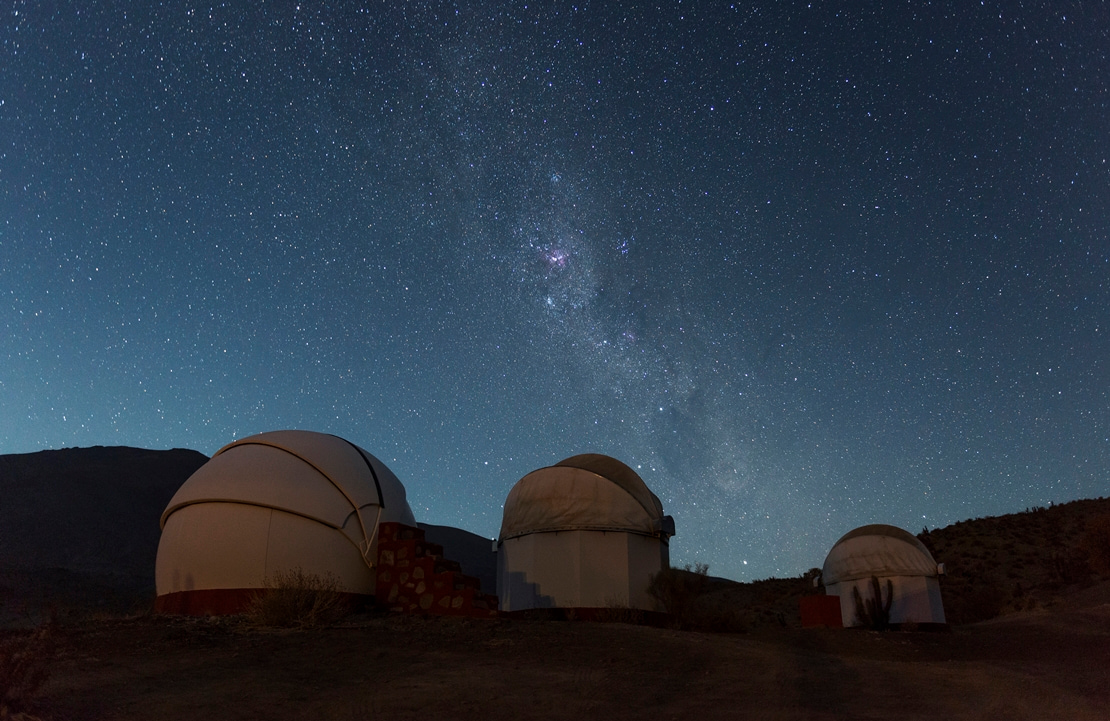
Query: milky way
xmin=2 ymin=2 xmax=1108 ymax=580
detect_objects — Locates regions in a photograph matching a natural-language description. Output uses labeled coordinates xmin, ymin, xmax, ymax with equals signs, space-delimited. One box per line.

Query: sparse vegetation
xmin=647 ymin=563 xmax=710 ymax=629
xmin=962 ymin=584 xmax=1007 ymax=622
xmin=645 ymin=563 xmax=777 ymax=632
xmin=918 ymin=527 xmax=937 ymax=556
xmin=1079 ymin=514 xmax=1110 ymax=576
xmin=0 ymin=617 xmax=59 ymax=717
xmin=1052 ymin=547 xmax=1091 ymax=585
xmin=593 ymin=599 xmax=645 ymax=625
xmin=924 ymin=498 xmax=1110 ymax=623
xmin=852 ymin=576 xmax=893 ymax=630
xmin=244 ymin=568 xmax=352 ymax=628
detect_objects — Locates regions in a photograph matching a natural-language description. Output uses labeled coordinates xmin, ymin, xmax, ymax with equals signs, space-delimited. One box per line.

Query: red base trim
xmin=154 ymin=588 xmax=370 ymax=616
xmin=503 ymin=607 xmax=669 ymax=625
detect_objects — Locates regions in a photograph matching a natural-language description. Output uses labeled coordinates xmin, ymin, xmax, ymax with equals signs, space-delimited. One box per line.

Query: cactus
xmin=852 ymin=575 xmax=893 ymax=630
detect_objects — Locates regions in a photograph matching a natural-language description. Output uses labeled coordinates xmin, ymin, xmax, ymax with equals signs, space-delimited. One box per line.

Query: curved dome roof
xmin=161 ymin=430 xmax=416 ymax=534
xmin=499 ymin=454 xmax=667 ymax=540
xmin=822 ymin=524 xmax=939 ymax=585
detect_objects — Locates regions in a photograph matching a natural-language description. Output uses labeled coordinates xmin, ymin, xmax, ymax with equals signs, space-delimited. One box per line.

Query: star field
xmin=2 ymin=1 xmax=1109 ymax=581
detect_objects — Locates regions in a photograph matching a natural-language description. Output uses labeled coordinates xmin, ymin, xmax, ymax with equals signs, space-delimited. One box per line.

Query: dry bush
xmin=955 ymin=584 xmax=1008 ymax=624
xmin=1079 ymin=514 xmax=1110 ymax=576
xmin=0 ymin=619 xmax=59 ymax=716
xmin=594 ymin=599 xmax=645 ymax=625
xmin=244 ymin=568 xmax=351 ymax=628
xmin=687 ymin=598 xmax=753 ymax=633
xmin=647 ymin=563 xmax=710 ymax=629
xmin=1052 ymin=548 xmax=1092 ymax=586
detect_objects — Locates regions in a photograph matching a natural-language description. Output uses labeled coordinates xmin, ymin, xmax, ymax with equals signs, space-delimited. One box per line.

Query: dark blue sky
xmin=3 ymin=1 xmax=1108 ymax=580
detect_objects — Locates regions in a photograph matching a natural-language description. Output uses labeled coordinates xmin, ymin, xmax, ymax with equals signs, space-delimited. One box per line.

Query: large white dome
xmin=155 ymin=430 xmax=415 ymax=613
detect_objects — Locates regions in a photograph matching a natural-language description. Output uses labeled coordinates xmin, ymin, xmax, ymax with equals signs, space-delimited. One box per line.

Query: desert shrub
xmin=594 ymin=599 xmax=645 ymax=625
xmin=955 ymin=584 xmax=1008 ymax=623
xmin=0 ymin=619 xmax=59 ymax=716
xmin=244 ymin=568 xmax=351 ymax=628
xmin=1051 ymin=548 xmax=1091 ymax=586
xmin=1079 ymin=514 xmax=1110 ymax=576
xmin=917 ymin=528 xmax=937 ymax=556
xmin=647 ymin=563 xmax=709 ymax=629
xmin=851 ymin=576 xmax=892 ymax=630
xmin=694 ymin=604 xmax=752 ymax=634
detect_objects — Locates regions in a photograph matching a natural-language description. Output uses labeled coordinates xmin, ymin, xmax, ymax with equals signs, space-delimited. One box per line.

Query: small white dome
xmin=822 ymin=524 xmax=939 ymax=585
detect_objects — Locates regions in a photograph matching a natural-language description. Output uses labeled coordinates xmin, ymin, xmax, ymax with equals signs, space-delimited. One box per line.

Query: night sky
xmin=3 ymin=2 xmax=1109 ymax=581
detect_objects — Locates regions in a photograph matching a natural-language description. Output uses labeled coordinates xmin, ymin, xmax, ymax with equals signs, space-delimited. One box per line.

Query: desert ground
xmin=7 ymin=578 xmax=1106 ymax=721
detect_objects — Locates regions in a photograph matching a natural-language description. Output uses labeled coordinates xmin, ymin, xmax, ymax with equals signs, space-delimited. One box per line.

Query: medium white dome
xmin=499 ymin=453 xmax=668 ymax=540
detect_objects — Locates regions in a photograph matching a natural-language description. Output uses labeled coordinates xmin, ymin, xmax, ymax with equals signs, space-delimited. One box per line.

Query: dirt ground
xmin=19 ymin=583 xmax=1110 ymax=721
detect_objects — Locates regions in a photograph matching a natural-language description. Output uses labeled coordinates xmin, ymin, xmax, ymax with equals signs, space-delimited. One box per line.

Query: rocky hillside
xmin=0 ymin=446 xmax=209 ymax=616
xmin=685 ymin=497 xmax=1110 ymax=630
xmin=919 ymin=498 xmax=1110 ymax=623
